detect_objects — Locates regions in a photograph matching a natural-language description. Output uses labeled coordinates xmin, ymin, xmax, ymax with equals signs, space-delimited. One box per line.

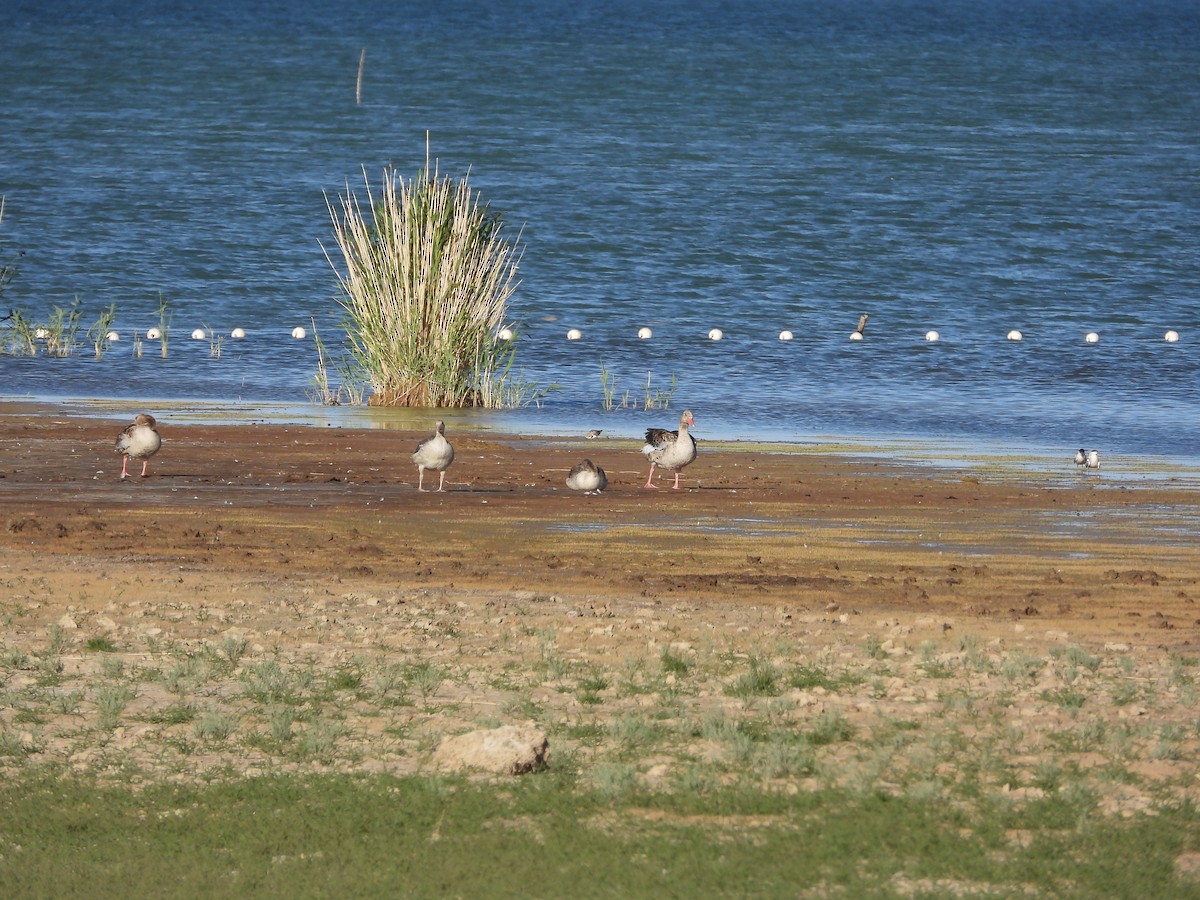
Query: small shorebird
xmin=115 ymin=414 xmax=162 ymax=479
xmin=1073 ymin=448 xmax=1087 ymax=467
xmin=642 ymin=409 xmax=697 ymax=490
xmin=566 ymin=459 xmax=607 ymax=494
xmin=586 ymin=429 xmax=602 ymax=440
xmin=413 ymin=421 xmax=455 ymax=492
xmin=1085 ymin=449 xmax=1100 ymax=470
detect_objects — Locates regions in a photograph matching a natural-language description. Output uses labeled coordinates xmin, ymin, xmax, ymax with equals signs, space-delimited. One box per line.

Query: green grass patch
xmin=2 ymin=772 xmax=1199 ymax=898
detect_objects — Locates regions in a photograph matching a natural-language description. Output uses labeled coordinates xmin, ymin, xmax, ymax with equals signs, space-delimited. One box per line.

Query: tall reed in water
xmin=324 ymin=157 xmax=521 ymax=407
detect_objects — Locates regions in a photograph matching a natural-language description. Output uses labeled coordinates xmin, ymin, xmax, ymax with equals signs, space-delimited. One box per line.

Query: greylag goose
xmin=1073 ymin=448 xmax=1087 ymax=467
xmin=566 ymin=459 xmax=607 ymax=494
xmin=115 ymin=414 xmax=162 ymax=479
xmin=642 ymin=409 xmax=696 ymax=490
xmin=1085 ymin=449 xmax=1100 ymax=470
xmin=413 ymin=420 xmax=454 ymax=492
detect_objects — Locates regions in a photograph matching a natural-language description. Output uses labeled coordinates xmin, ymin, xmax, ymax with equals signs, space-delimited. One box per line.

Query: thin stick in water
xmin=356 ymin=48 xmax=366 ymax=105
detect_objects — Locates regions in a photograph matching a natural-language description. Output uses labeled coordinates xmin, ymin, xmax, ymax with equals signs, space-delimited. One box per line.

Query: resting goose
xmin=115 ymin=414 xmax=162 ymax=479
xmin=413 ymin=421 xmax=454 ymax=492
xmin=642 ymin=409 xmax=696 ymax=490
xmin=566 ymin=459 xmax=607 ymax=494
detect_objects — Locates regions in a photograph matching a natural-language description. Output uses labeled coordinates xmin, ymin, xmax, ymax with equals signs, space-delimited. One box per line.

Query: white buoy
xmin=146 ymin=327 xmax=162 ymax=340
xmin=924 ymin=330 xmax=940 ymax=342
xmin=1007 ymin=329 xmax=1023 ymax=342
xmin=497 ymin=327 xmax=514 ymax=341
xmin=849 ymin=331 xmax=864 ymax=342
xmin=105 ymin=331 xmax=120 ymax=342
xmin=708 ymin=328 xmax=724 ymax=341
xmin=230 ymin=327 xmax=246 ymax=339
xmin=566 ymin=328 xmax=582 ymax=341
xmin=637 ymin=327 xmax=653 ymax=340
xmin=779 ymin=330 xmax=794 ymax=341
xmin=191 ymin=328 xmax=207 ymax=340
xmin=1164 ymin=330 xmax=1180 ymax=343
xmin=1085 ymin=332 xmax=1100 ymax=344
xmin=291 ymin=326 xmax=307 ymax=340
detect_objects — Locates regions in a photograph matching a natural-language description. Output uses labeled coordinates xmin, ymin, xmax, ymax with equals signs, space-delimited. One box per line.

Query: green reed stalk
xmin=156 ymin=293 xmax=172 ymax=358
xmin=324 ymin=156 xmax=522 ymax=407
xmin=88 ymin=303 xmax=117 ymax=358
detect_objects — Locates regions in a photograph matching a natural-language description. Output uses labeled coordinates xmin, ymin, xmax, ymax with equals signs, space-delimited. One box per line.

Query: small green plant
xmin=203 ymin=322 xmax=223 ymax=358
xmin=600 ymin=364 xmax=619 ymax=411
xmin=807 ymin=710 xmax=855 ymax=746
xmin=155 ymin=293 xmax=172 ymax=358
xmin=87 ymin=303 xmax=117 ymax=358
xmin=39 ymin=299 xmax=83 ymax=357
xmin=576 ymin=671 xmax=609 ymax=705
xmin=642 ymin=370 xmax=676 ymax=410
xmin=96 ymin=684 xmax=135 ymax=731
xmin=726 ymin=656 xmax=779 ymax=698
xmin=660 ymin=649 xmax=691 ymax=677
xmin=85 ymin=635 xmax=118 ymax=653
xmin=194 ymin=709 xmax=239 ymax=743
xmin=3 ymin=310 xmax=38 ymax=356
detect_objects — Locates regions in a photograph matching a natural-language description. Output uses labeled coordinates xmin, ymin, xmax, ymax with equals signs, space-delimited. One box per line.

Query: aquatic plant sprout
xmin=324 ymin=159 xmax=522 ymax=407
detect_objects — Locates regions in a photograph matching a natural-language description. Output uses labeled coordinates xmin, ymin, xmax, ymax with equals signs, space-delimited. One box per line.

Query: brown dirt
xmin=1 ymin=405 xmax=1198 ymax=786
xmin=3 ymin=408 xmax=1196 ymax=644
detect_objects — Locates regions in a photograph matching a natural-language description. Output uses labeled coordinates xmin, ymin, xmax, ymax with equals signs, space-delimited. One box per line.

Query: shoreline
xmin=6 ymin=396 xmax=1200 ymax=485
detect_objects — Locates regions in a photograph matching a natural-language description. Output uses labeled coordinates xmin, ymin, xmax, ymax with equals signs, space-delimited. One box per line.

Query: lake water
xmin=2 ymin=0 xmax=1198 ymax=464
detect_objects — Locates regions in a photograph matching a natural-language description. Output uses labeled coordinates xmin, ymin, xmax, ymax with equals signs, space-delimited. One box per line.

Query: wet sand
xmin=3 ymin=407 xmax=1196 ymax=642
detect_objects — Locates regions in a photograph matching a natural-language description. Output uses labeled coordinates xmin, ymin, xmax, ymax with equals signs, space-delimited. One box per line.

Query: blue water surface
xmin=2 ymin=0 xmax=1198 ymax=460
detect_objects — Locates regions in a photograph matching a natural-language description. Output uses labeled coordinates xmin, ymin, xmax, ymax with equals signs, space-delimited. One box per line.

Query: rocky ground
xmin=1 ymin=406 xmax=1198 ymax=820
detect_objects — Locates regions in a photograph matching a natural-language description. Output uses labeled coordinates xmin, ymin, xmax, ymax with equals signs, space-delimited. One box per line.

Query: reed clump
xmin=324 ymin=159 xmax=522 ymax=407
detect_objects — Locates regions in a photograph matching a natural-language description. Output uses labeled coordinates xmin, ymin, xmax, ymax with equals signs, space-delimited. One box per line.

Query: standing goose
xmin=115 ymin=413 xmax=162 ymax=479
xmin=642 ymin=409 xmax=696 ymax=490
xmin=413 ymin=421 xmax=454 ymax=492
xmin=566 ymin=459 xmax=607 ymax=494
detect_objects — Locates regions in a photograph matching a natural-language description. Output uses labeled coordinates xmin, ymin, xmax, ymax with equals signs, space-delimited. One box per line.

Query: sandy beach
xmin=2 ymin=404 xmax=1198 ymax=806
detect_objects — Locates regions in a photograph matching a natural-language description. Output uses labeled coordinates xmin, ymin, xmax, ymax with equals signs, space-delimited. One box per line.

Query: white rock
xmin=430 ymin=724 xmax=550 ymax=775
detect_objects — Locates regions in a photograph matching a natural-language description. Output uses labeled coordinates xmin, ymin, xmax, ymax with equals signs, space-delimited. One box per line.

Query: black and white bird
xmin=1085 ymin=449 xmax=1100 ymax=470
xmin=642 ymin=409 xmax=697 ymax=490
xmin=1073 ymin=448 xmax=1087 ymax=467
xmin=412 ymin=421 xmax=454 ymax=492
xmin=566 ymin=459 xmax=607 ymax=494
xmin=114 ymin=414 xmax=162 ymax=480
